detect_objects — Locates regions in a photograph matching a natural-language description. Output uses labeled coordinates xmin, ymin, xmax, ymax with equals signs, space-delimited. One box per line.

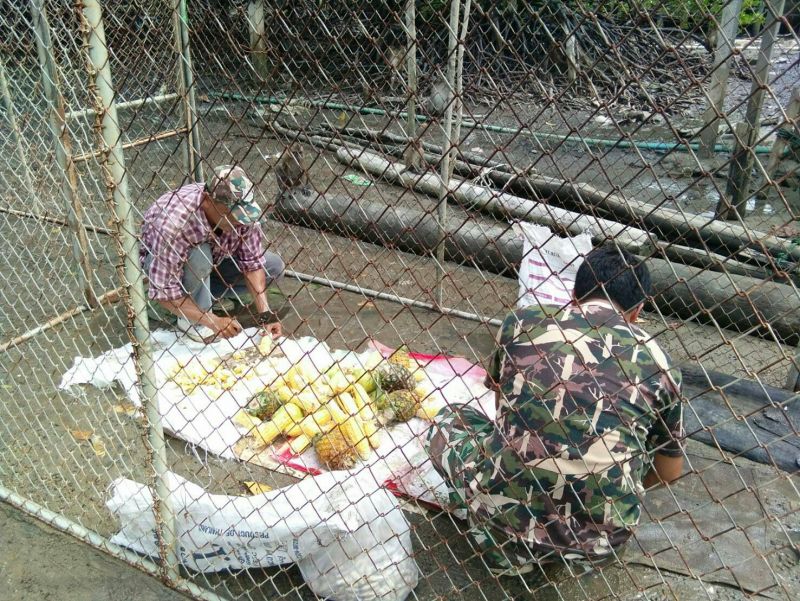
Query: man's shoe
xmin=211 ymin=297 xmax=237 ymax=314
xmin=177 ymin=317 xmax=216 ymax=343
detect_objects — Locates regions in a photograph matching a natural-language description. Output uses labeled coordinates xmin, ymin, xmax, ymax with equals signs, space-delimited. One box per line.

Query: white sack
xmin=107 ymin=471 xmax=418 ymax=600
xmin=516 ymin=223 xmax=592 ymax=309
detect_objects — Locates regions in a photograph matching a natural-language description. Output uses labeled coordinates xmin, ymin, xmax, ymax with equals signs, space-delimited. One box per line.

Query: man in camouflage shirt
xmin=425 ymin=246 xmax=684 ymax=578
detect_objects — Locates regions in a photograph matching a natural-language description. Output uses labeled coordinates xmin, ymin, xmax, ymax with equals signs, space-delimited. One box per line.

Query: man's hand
xmin=209 ymin=315 xmax=243 ymax=340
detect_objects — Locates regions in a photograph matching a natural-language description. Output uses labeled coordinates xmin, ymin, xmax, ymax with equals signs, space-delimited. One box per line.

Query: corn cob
xmin=253 ymin=403 xmax=303 ymax=447
xmin=286 ymin=407 xmax=334 ymax=438
xmin=288 ymin=434 xmax=313 ymax=455
xmin=233 ymin=410 xmax=262 ymax=432
xmin=345 ymin=385 xmax=381 ymax=448
xmin=336 ymin=392 xmax=371 ymax=459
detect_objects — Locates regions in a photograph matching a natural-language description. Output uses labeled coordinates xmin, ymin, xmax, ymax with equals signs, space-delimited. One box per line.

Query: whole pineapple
xmin=246 ymin=390 xmax=284 ymax=420
xmin=314 ymin=427 xmax=358 ymax=470
xmin=386 ymin=390 xmax=420 ymax=423
xmin=388 ymin=345 xmax=414 ymax=369
xmin=374 ymin=362 xmax=414 ymax=393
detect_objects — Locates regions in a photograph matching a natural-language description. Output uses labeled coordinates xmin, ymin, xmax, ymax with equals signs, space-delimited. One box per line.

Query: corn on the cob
xmin=288 ymin=389 xmax=321 ymax=414
xmin=325 ymin=368 xmax=350 ymax=395
xmin=233 ymin=410 xmax=262 ymax=432
xmin=254 ymin=403 xmax=303 ymax=447
xmin=286 ymin=407 xmax=334 ymax=438
xmin=288 ymin=434 xmax=313 ymax=455
xmin=336 ymin=393 xmax=371 ymax=459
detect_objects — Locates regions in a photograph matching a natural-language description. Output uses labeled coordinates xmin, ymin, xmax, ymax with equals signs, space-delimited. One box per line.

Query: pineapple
xmin=374 ymin=363 xmax=414 ymax=393
xmin=386 ymin=390 xmax=420 ymax=423
xmin=314 ymin=427 xmax=359 ymax=470
xmin=388 ymin=345 xmax=414 ymax=369
xmin=246 ymin=390 xmax=284 ymax=420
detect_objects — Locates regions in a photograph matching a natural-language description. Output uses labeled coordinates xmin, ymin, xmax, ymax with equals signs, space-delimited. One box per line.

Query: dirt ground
xmin=0 ymin=503 xmax=190 ymax=601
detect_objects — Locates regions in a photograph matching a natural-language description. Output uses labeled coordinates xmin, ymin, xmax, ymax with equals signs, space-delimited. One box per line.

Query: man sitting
xmin=426 ymin=246 xmax=684 ymax=579
xmin=140 ymin=165 xmax=284 ymax=342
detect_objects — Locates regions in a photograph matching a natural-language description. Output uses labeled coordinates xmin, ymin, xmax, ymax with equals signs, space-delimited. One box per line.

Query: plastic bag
xmin=515 ymin=223 xmax=592 ymax=309
xmin=107 ymin=471 xmax=418 ymax=600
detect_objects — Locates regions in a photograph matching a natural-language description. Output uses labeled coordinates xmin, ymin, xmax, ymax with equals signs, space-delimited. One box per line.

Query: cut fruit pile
xmin=168 ymin=335 xmax=276 ymax=395
xmin=232 ymin=345 xmax=444 ymax=470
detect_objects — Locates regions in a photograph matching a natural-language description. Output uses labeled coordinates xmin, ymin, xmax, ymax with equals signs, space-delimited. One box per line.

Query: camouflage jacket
xmin=478 ymin=300 xmax=684 ymax=558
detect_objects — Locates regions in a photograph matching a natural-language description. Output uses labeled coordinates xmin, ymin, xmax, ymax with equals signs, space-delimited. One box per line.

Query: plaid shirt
xmin=140 ymin=183 xmax=264 ymax=301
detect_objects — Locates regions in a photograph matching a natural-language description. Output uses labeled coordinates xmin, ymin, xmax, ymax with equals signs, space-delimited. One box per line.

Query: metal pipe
xmin=0 ymin=485 xmax=229 ymax=601
xmin=403 ymin=0 xmax=422 ymax=171
xmin=285 ymin=269 xmax=502 ymax=328
xmin=30 ymin=0 xmax=98 ymax=308
xmin=172 ymin=0 xmax=203 ymax=181
xmin=64 ymin=92 xmax=179 ymax=120
xmin=247 ymin=0 xmax=268 ymax=80
xmin=0 ymin=285 xmax=124 ymax=354
xmin=698 ymin=0 xmax=744 ymax=158
xmin=720 ymin=0 xmax=787 ymax=219
xmin=434 ymin=0 xmax=463 ymax=308
xmin=79 ymin=0 xmax=179 ymax=585
xmin=0 ymin=207 xmax=113 ymax=235
xmin=72 ymin=127 xmax=188 ymax=163
xmin=0 ymin=54 xmax=36 ymax=206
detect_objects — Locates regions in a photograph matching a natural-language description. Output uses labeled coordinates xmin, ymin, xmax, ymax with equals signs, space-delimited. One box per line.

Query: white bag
xmin=297 ymin=482 xmax=419 ymax=601
xmin=107 ymin=471 xmax=419 ymax=600
xmin=516 ymin=222 xmax=593 ymax=309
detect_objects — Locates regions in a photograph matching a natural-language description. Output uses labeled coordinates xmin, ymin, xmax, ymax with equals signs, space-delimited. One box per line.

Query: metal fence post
xmin=0 ymin=55 xmax=36 ymax=207
xmin=434 ymin=0 xmax=463 ymax=308
xmin=29 ymin=0 xmax=98 ymax=308
xmin=247 ymin=0 xmax=268 ymax=81
xmin=403 ymin=0 xmax=423 ymax=171
xmin=719 ymin=0 xmax=787 ymax=219
xmin=78 ymin=0 xmax=179 ymax=584
xmin=173 ymin=0 xmax=203 ymax=182
xmin=698 ymin=0 xmax=744 ymax=158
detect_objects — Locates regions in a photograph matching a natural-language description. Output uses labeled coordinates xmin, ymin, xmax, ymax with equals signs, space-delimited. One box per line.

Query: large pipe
xmin=274 ymin=189 xmax=800 ymax=346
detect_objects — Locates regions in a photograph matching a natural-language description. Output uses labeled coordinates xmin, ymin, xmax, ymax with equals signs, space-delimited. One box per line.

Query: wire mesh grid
xmin=0 ymin=1 xmax=799 ymax=600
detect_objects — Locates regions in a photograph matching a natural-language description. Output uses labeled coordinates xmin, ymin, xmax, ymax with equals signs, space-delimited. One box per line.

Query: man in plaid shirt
xmin=140 ymin=165 xmax=284 ymax=343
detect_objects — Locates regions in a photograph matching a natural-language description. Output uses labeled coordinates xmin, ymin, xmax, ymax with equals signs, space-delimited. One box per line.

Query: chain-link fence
xmin=1 ymin=1 xmax=799 ymax=600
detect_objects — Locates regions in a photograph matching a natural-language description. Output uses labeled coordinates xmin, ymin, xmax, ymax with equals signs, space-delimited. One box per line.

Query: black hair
xmin=573 ymin=245 xmax=651 ymax=312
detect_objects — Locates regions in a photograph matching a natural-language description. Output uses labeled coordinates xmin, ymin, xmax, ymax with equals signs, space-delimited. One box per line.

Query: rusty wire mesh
xmin=1 ymin=1 xmax=799 ymax=600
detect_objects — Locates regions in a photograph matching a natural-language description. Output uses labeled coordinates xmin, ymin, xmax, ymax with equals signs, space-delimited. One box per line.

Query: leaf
xmin=70 ymin=429 xmax=93 ymax=441
xmin=113 ymin=403 xmax=138 ymax=417
xmin=90 ymin=437 xmax=107 ymax=458
xmin=358 ymin=299 xmax=376 ymax=310
xmin=242 ymin=480 xmax=273 ymax=495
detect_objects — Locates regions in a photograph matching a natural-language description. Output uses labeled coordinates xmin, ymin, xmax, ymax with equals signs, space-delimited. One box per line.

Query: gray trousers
xmin=147 ymin=243 xmax=285 ymax=312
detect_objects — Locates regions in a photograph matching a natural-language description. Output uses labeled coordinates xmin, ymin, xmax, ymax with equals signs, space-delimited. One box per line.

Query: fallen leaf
xmin=243 ymin=480 xmax=273 ymax=495
xmin=70 ymin=429 xmax=93 ymax=441
xmin=90 ymin=437 xmax=107 ymax=458
xmin=358 ymin=299 xmax=376 ymax=309
xmin=113 ymin=403 xmax=138 ymax=417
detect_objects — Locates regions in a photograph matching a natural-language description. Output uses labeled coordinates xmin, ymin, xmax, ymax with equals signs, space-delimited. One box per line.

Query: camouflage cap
xmin=205 ymin=165 xmax=261 ymax=225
